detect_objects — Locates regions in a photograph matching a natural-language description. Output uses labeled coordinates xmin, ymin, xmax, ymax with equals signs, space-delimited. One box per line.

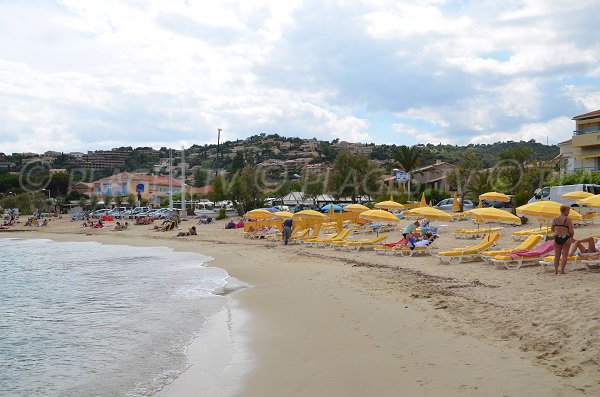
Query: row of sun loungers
xmin=246 ymin=221 xmax=599 ymax=272
xmin=453 ymin=227 xmax=503 ymax=239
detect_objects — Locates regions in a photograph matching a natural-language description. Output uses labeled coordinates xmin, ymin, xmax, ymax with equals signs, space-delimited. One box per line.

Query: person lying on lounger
xmin=407 ymin=232 xmax=438 ymax=249
xmin=568 ymin=236 xmax=600 ymax=257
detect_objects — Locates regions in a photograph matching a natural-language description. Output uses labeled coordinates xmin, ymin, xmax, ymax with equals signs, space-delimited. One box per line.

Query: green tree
xmin=90 ymin=194 xmax=99 ymax=211
xmin=228 ymin=165 xmax=266 ymax=211
xmin=193 ymin=169 xmax=208 ymax=187
xmin=103 ymin=194 xmax=113 ymax=209
xmin=78 ymin=196 xmax=87 ymax=210
xmin=467 ymin=172 xmax=494 ymax=205
xmin=114 ymin=195 xmax=123 ymax=209
xmin=446 ymin=149 xmax=481 ymax=211
xmin=328 ymin=151 xmax=381 ymax=202
xmin=230 ymin=151 xmax=246 ymax=175
xmin=303 ymin=175 xmax=325 ymax=207
xmin=208 ymin=174 xmax=226 ymax=202
xmin=126 ymin=193 xmax=136 ymax=208
xmin=393 ymin=145 xmax=422 ymax=198
xmin=500 ymin=146 xmax=534 ymax=165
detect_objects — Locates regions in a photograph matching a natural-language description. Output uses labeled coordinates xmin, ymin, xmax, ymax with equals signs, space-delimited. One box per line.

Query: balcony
xmin=573 ymin=128 xmax=600 ymax=135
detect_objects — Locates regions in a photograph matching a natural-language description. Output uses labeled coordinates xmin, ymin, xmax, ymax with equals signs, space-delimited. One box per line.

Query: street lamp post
xmin=42 ymin=189 xmax=51 ymax=200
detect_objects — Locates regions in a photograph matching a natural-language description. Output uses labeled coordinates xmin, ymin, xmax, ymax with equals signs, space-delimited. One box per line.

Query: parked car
xmin=131 ymin=206 xmax=150 ymax=217
xmin=482 ymin=199 xmax=512 ymax=209
xmin=93 ymin=209 xmax=111 ymax=218
xmin=434 ymin=198 xmax=474 ymax=211
xmin=108 ymin=207 xmax=130 ymax=218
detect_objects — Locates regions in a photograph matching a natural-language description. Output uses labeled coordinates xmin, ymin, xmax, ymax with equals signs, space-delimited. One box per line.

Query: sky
xmin=0 ymin=0 xmax=599 ymax=153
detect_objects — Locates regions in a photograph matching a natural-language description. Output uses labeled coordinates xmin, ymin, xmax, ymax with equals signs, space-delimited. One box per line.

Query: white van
xmin=528 ymin=184 xmax=600 ymax=206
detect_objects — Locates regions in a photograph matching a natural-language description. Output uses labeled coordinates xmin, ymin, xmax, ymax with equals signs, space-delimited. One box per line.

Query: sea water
xmin=0 ymin=238 xmax=234 ymax=397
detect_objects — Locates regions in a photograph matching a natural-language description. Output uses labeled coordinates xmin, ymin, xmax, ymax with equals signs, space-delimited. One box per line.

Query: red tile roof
xmin=557 ymin=139 xmax=572 ymax=145
xmin=573 ymin=109 xmax=600 ymax=120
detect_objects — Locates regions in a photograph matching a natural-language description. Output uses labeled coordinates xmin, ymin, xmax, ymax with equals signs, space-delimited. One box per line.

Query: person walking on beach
xmin=282 ymin=217 xmax=293 ymax=245
xmin=552 ymin=205 xmax=574 ymax=275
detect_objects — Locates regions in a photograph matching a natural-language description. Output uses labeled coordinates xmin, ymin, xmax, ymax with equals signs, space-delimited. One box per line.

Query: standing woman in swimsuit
xmin=551 ymin=205 xmax=574 ymax=275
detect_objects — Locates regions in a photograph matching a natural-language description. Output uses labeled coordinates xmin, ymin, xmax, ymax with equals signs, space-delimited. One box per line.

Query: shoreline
xmin=4 ymin=221 xmax=600 ymax=396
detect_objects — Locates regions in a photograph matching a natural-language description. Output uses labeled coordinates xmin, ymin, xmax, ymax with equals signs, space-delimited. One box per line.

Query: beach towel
xmin=507 ymin=241 xmax=554 ymax=259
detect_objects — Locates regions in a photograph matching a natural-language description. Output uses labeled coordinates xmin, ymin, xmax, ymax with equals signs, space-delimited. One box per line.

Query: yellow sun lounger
xmin=436 ymin=233 xmax=500 ymax=264
xmin=296 ymin=225 xmax=322 ymax=242
xmin=318 ymin=229 xmax=351 ymax=247
xmin=578 ymin=257 xmax=600 ymax=272
xmin=511 ymin=228 xmax=553 ymax=241
xmin=538 ymin=256 xmax=583 ymax=272
xmin=339 ymin=235 xmax=387 ymax=252
xmin=574 ymin=211 xmax=596 ymax=227
xmin=393 ymin=244 xmax=436 ymax=257
xmin=303 ymin=229 xmax=350 ymax=247
xmin=480 ymin=235 xmax=542 ymax=263
xmin=453 ymin=227 xmax=503 ymax=239
xmin=491 ymin=241 xmax=555 ymax=270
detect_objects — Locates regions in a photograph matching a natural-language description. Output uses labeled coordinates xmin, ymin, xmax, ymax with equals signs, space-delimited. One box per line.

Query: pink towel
xmin=381 ymin=238 xmax=407 ymax=247
xmin=508 ymin=241 xmax=554 ymax=258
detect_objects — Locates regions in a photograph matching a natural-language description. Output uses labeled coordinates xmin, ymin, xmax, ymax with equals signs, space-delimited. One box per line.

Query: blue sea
xmin=0 ymin=238 xmax=234 ymax=397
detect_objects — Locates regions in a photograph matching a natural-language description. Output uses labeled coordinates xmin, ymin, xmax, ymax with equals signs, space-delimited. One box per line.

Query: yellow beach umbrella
xmin=477 ymin=200 xmax=483 ymax=208
xmin=245 ymin=209 xmax=274 ymax=219
xmin=428 ymin=200 xmax=433 ymax=207
xmin=374 ymin=200 xmax=404 ymax=211
xmin=578 ymin=194 xmax=600 ymax=207
xmin=452 ymin=193 xmax=460 ymax=212
xmin=420 ymin=192 xmax=427 ymax=207
xmin=273 ymin=211 xmax=293 ymax=219
xmin=464 ymin=208 xmax=522 ymax=225
xmin=343 ymin=203 xmax=370 ymax=213
xmin=562 ymin=191 xmax=594 ymax=201
xmin=479 ymin=192 xmax=510 ymax=202
xmin=293 ymin=209 xmax=327 ymax=219
xmin=359 ymin=209 xmax=400 ymax=223
xmin=403 ymin=207 xmax=452 ymax=221
xmin=516 ymin=201 xmax=582 ymax=221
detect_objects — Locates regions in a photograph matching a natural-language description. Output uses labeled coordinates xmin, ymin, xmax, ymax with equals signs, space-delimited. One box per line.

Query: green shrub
xmin=216 ymin=207 xmax=227 ymax=220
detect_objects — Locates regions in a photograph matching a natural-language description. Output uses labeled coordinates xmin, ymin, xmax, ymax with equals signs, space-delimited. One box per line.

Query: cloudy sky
xmin=1 ymin=0 xmax=598 ymax=153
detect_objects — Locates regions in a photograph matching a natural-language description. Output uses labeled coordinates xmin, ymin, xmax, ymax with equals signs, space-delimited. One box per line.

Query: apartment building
xmin=558 ymin=109 xmax=600 ymax=172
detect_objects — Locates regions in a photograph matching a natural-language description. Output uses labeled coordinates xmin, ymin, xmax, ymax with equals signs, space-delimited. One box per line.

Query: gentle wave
xmin=0 ymin=238 xmax=233 ymax=397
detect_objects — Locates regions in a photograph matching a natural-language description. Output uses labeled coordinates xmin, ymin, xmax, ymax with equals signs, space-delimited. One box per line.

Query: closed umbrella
xmin=420 ymin=192 xmax=427 ymax=207
xmin=452 ymin=193 xmax=460 ymax=212
xmin=403 ymin=207 xmax=452 ymax=221
xmin=479 ymin=192 xmax=510 ymax=202
xmin=344 ymin=203 xmax=369 ymax=213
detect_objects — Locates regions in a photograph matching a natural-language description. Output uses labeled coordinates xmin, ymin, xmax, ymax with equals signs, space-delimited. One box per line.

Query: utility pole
xmin=168 ymin=149 xmax=173 ymax=210
xmin=215 ymin=128 xmax=222 ymax=176
xmin=181 ymin=146 xmax=186 ymax=214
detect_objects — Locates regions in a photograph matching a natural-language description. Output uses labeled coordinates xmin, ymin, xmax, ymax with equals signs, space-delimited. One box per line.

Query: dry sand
xmin=3 ymin=215 xmax=600 ymax=396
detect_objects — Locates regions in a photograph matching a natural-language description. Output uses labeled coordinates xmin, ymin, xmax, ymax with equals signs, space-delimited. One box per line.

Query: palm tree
xmin=393 ymin=145 xmax=422 ymax=199
xmin=467 ymin=171 xmax=493 ymax=205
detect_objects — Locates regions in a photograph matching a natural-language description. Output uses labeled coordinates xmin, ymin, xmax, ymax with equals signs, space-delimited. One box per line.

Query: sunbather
xmin=176 ymin=226 xmax=197 ymax=237
xmin=568 ymin=236 xmax=600 ymax=255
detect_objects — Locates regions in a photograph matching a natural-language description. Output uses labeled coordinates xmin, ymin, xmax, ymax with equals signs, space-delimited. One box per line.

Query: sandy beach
xmin=3 ymin=216 xmax=599 ymax=396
